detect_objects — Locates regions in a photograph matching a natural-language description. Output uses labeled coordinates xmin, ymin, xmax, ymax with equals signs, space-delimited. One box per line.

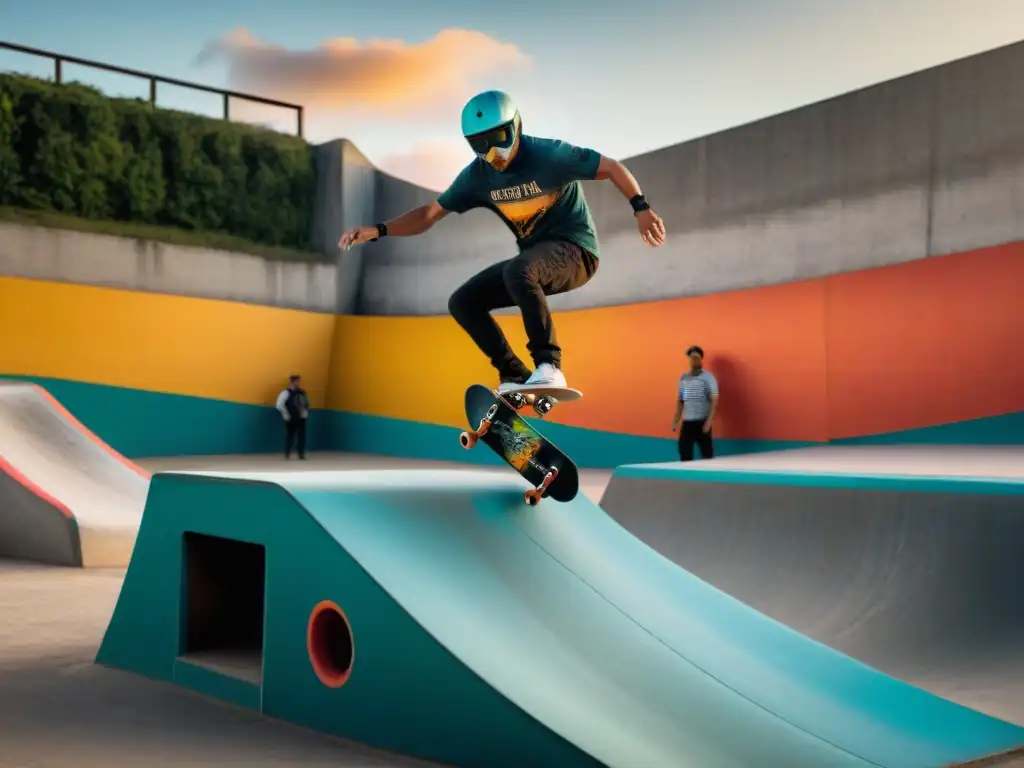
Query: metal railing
xmin=0 ymin=40 xmax=304 ymax=138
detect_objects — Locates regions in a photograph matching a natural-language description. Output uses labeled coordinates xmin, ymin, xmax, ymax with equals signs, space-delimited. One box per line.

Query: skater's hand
xmin=636 ymin=209 xmax=666 ymax=248
xmin=338 ymin=225 xmax=381 ymax=250
xmin=671 ymin=420 xmax=679 ymax=433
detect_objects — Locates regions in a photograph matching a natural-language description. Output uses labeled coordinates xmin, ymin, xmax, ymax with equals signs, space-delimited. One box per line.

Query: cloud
xmin=197 ymin=28 xmax=531 ymax=119
xmin=376 ymin=138 xmax=477 ymax=192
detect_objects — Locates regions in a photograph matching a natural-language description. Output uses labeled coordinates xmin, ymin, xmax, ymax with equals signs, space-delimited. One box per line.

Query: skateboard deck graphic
xmin=460 ymin=384 xmax=579 ymax=505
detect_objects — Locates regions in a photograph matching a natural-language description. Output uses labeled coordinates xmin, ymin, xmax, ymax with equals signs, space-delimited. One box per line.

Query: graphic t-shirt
xmin=437 ymin=135 xmax=602 ymax=257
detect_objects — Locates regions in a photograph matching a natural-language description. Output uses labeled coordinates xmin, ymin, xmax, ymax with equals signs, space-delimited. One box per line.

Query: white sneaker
xmin=522 ymin=363 xmax=567 ymax=389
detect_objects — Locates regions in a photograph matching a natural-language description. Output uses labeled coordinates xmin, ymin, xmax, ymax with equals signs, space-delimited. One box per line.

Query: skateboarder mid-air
xmin=339 ymin=90 xmax=666 ymax=393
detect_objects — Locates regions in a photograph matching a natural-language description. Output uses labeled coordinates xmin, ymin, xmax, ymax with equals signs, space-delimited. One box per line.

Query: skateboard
xmin=459 ymin=384 xmax=580 ymax=506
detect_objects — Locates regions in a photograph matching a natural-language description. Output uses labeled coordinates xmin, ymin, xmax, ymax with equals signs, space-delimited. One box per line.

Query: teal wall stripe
xmin=3 ymin=376 xmax=1021 ymax=467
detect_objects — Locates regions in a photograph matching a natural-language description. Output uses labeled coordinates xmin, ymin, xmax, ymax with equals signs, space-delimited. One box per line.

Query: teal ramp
xmin=95 ymin=469 xmax=1024 ymax=767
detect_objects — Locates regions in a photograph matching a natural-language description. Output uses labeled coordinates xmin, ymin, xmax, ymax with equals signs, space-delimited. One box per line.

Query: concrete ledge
xmin=0 ymin=220 xmax=338 ymax=313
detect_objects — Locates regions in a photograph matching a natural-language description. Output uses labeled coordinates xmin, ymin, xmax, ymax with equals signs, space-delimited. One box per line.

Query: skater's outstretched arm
xmin=338 ymin=201 xmax=449 ymax=250
xmin=595 ymin=155 xmax=667 ymax=248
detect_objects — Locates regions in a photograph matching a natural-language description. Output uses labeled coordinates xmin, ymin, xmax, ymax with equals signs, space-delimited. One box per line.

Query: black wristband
xmin=629 ymin=194 xmax=651 ymax=213
xmin=375 ymin=222 xmax=388 ymax=238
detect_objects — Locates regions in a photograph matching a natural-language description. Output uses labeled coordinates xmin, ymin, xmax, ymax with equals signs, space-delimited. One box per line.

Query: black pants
xmin=678 ymin=419 xmax=714 ymax=461
xmin=447 ymin=240 xmax=598 ymax=380
xmin=285 ymin=417 xmax=307 ymax=458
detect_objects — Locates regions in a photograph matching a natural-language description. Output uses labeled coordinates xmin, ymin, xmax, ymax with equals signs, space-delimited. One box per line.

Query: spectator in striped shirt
xmin=671 ymin=345 xmax=719 ymax=461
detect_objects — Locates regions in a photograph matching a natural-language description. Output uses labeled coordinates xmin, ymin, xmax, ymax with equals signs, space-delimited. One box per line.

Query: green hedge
xmin=0 ymin=73 xmax=317 ymax=253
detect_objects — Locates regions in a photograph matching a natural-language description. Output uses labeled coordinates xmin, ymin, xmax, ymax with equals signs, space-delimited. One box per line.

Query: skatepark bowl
xmin=1 ymin=389 xmax=1023 ymax=766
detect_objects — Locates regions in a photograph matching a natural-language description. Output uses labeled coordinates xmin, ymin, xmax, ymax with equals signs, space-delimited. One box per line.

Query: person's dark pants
xmin=285 ymin=417 xmax=307 ymax=459
xmin=447 ymin=240 xmax=598 ymax=380
xmin=678 ymin=419 xmax=714 ymax=461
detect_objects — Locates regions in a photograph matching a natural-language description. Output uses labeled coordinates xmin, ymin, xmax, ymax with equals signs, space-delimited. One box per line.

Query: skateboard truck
xmin=504 ymin=391 xmax=529 ymax=410
xmin=501 ymin=391 xmax=556 ymax=419
xmin=524 ymin=465 xmax=558 ymax=506
xmin=533 ymin=396 xmax=555 ymax=417
xmin=460 ymin=403 xmax=499 ymax=449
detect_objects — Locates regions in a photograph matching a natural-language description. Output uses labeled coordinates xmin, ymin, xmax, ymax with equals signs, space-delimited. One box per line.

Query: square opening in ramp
xmin=179 ymin=532 xmax=265 ymax=685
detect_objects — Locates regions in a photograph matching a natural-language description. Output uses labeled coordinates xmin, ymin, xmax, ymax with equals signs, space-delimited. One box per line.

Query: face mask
xmin=466 ymin=119 xmax=519 ymax=171
xmin=484 ymin=143 xmax=516 ymax=171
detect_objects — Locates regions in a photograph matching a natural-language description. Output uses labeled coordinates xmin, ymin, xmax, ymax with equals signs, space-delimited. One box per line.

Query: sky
xmin=2 ymin=0 xmax=1023 ymax=191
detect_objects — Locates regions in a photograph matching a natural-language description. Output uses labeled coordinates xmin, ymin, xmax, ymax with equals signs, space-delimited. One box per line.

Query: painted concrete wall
xmin=356 ymin=38 xmax=1024 ymax=315
xmin=0 ymin=220 xmax=338 ymax=313
xmin=0 ymin=274 xmax=337 ymax=457
xmin=4 ymin=240 xmax=1021 ymax=465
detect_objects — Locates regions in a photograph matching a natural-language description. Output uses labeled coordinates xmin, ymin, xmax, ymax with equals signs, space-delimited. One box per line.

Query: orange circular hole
xmin=306 ymin=600 xmax=354 ymax=688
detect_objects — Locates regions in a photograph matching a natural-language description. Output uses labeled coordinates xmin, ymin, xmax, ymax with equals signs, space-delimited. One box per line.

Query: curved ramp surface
xmin=96 ymin=468 xmax=1023 ymax=767
xmin=0 ymin=381 xmax=150 ymax=567
xmin=601 ymin=450 xmax=1024 ymax=729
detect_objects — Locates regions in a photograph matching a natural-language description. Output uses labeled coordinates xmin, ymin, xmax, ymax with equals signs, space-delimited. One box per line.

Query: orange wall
xmin=824 ymin=241 xmax=1024 ymax=439
xmin=547 ymin=278 xmax=830 ymax=442
xmin=329 ymin=241 xmax=1024 ymax=444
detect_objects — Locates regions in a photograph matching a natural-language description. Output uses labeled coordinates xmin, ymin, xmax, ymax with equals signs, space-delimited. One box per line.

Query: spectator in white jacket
xmin=275 ymin=374 xmax=309 ymax=459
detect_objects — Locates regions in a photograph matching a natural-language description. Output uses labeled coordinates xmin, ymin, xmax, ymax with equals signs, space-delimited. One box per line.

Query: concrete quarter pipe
xmin=600 ymin=447 xmax=1024 ymax=732
xmin=96 ymin=467 xmax=1024 ymax=767
xmin=0 ymin=381 xmax=150 ymax=567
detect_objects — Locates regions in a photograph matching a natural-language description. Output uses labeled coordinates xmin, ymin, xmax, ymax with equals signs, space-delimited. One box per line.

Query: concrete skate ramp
xmin=0 ymin=381 xmax=150 ymax=567
xmin=600 ymin=450 xmax=1024 ymax=729
xmin=96 ymin=468 xmax=1023 ymax=767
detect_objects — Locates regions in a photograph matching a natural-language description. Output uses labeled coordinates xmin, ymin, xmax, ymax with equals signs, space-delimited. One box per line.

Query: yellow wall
xmin=7 ymin=239 xmax=1022 ymax=457
xmin=327 ymin=314 xmax=516 ymax=427
xmin=1 ymin=276 xmax=336 ymax=407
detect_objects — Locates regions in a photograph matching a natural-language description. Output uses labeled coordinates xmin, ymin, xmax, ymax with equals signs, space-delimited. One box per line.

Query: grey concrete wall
xmin=358 ymin=171 xmax=515 ymax=315
xmin=0 ymin=221 xmax=338 ymax=312
xmin=353 ymin=38 xmax=1024 ymax=316
xmin=310 ymin=139 xmax=378 ymax=314
xmin=2 ymin=41 xmax=1020 ymax=317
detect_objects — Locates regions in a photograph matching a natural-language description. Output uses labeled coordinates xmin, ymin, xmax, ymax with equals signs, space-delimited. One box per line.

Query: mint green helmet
xmin=460 ymin=90 xmax=522 ymax=169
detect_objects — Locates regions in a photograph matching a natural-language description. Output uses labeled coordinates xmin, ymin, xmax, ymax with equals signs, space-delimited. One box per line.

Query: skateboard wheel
xmin=459 ymin=431 xmax=477 ymax=449
xmin=524 ymin=489 xmax=543 ymax=506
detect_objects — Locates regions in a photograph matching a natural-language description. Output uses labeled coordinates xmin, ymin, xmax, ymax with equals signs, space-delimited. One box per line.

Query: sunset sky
xmin=2 ymin=0 xmax=1023 ymax=190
